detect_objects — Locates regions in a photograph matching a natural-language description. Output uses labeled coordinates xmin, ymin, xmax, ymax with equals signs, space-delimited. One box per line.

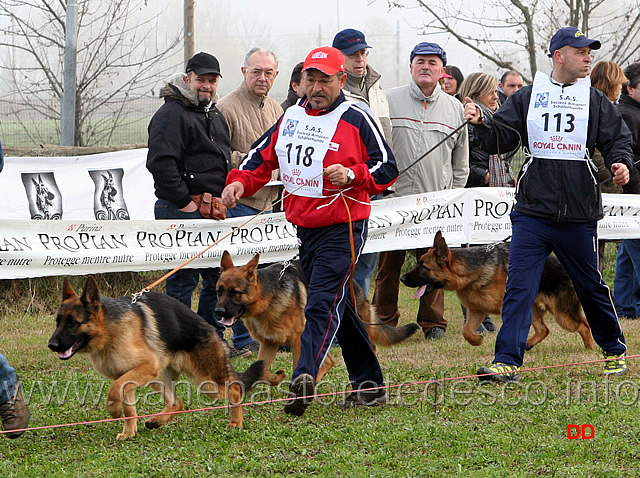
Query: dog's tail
xmin=359 ymin=300 xmax=420 ymax=346
xmin=367 ymin=322 xmax=421 ymax=346
xmin=237 ymin=360 xmax=266 ymax=391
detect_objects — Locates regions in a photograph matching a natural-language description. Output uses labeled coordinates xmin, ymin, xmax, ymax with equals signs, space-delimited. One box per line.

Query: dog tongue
xmin=58 ymin=348 xmax=74 ymax=360
xmin=218 ymin=317 xmax=237 ymax=327
xmin=413 ymin=285 xmax=427 ymax=299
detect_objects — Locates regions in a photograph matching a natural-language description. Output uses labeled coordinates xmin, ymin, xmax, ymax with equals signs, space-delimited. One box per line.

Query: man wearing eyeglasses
xmin=217 ymin=47 xmax=284 ymax=356
xmin=332 ymin=28 xmax=393 ymax=296
xmin=218 ymin=48 xmax=283 ymax=217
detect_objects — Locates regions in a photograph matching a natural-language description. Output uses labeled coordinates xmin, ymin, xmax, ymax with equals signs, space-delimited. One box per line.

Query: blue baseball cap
xmin=548 ymin=27 xmax=601 ymax=57
xmin=410 ymin=42 xmax=447 ymax=66
xmin=332 ymin=28 xmax=371 ymax=55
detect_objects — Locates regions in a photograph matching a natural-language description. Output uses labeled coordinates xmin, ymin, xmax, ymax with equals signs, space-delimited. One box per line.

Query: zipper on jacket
xmin=203 ymin=105 xmax=214 ymax=141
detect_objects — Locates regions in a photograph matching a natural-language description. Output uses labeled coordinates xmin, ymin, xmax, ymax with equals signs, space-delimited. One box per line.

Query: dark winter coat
xmin=147 ymin=73 xmax=231 ymax=209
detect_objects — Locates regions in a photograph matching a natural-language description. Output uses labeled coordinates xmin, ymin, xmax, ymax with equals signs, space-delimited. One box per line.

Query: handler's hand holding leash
xmin=221 ymin=181 xmax=245 ymax=209
xmin=463 ymin=97 xmax=484 ymax=125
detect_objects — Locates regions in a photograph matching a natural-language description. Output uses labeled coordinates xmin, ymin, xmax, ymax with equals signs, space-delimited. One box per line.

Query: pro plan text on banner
xmin=1 ymin=187 xmax=640 ymax=279
xmin=1 ymin=149 xmax=156 ymax=220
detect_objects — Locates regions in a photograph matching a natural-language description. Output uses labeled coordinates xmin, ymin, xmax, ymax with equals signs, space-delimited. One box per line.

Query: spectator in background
xmin=147 ymin=52 xmax=251 ymax=357
xmin=218 ymin=47 xmax=284 ymax=356
xmin=497 ymin=70 xmax=524 ymax=105
xmin=440 ymin=65 xmax=464 ymax=101
xmin=460 ymin=72 xmax=517 ymax=188
xmin=0 ymin=352 xmax=29 ymax=439
xmin=0 ymin=144 xmax=30 ymax=440
xmin=281 ymin=61 xmax=305 ymax=112
xmin=332 ymin=28 xmax=393 ymax=294
xmin=614 ymin=62 xmax=640 ymax=319
xmin=590 ymin=61 xmax=627 ymax=274
xmin=373 ymin=42 xmax=469 ymax=340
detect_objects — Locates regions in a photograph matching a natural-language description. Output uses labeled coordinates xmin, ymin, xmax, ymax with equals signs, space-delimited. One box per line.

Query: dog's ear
xmin=80 ymin=276 xmax=102 ymax=312
xmin=220 ymin=250 xmax=234 ymax=271
xmin=245 ymin=254 xmax=260 ymax=278
xmin=433 ymin=234 xmax=450 ymax=266
xmin=62 ymin=278 xmax=77 ymax=301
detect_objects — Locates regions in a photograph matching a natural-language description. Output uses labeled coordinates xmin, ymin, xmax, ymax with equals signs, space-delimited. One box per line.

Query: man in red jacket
xmin=222 ymin=46 xmax=398 ymax=416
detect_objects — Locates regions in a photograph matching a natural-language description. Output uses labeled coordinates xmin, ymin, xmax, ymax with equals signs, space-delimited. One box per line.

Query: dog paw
xmin=115 ymin=432 xmax=135 ymax=440
xmin=226 ymin=422 xmax=243 ymax=430
xmin=144 ymin=419 xmax=162 ymax=430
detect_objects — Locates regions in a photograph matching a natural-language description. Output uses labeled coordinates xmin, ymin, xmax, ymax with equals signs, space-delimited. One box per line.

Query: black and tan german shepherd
xmin=400 ymin=231 xmax=594 ymax=349
xmin=48 ymin=277 xmax=269 ymax=440
xmin=215 ymin=251 xmax=419 ymax=384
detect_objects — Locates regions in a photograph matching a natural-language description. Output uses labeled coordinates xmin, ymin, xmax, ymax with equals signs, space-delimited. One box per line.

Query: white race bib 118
xmin=276 ymin=102 xmax=351 ymax=197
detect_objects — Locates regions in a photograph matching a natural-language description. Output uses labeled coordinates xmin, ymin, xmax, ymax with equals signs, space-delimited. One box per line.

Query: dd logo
xmin=567 ymin=424 xmax=594 ymax=440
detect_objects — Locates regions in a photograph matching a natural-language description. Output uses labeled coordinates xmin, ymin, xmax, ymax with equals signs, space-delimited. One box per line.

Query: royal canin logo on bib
xmin=550 ymin=135 xmax=563 ymax=142
xmin=292 ymin=168 xmax=302 ymax=176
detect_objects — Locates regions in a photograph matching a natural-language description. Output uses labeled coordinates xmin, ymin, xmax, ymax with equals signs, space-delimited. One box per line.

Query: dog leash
xmin=132 ymin=171 xmax=326 ymax=303
xmin=397 ymin=119 xmax=470 ymax=177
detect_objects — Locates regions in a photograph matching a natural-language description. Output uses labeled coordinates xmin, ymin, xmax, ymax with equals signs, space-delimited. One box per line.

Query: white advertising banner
xmin=1 ymin=150 xmax=639 ymax=279
xmin=1 ymin=149 xmax=156 ymax=220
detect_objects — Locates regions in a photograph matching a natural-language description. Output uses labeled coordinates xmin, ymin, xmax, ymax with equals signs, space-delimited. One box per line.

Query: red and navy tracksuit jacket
xmin=226 ymin=92 xmax=397 ymax=228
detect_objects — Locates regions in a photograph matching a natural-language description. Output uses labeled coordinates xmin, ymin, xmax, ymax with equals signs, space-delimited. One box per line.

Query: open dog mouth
xmin=217 ymin=308 xmax=245 ymax=327
xmin=57 ymin=338 xmax=86 ymax=360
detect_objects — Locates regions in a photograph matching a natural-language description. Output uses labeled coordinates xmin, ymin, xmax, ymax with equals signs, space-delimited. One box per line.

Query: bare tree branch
xmin=0 ymin=0 xmax=181 ymax=146
xmin=388 ymin=0 xmax=640 ymax=82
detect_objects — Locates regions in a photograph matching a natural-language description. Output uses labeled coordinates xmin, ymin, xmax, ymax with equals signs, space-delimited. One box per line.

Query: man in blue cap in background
xmin=332 ymin=28 xmax=393 ymax=296
xmin=372 ymin=41 xmax=468 ymax=340
xmin=464 ymin=27 xmax=632 ymax=382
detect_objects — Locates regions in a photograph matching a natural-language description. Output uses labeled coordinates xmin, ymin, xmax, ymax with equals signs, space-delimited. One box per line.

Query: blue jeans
xmin=353 ymin=197 xmax=382 ymax=296
xmin=224 ymin=202 xmax=273 ymax=347
xmin=154 ymin=199 xmax=252 ymax=348
xmin=354 ymin=252 xmax=378 ymax=296
xmin=0 ymin=353 xmax=17 ymax=403
xmin=614 ymin=239 xmax=640 ymax=318
xmin=495 ymin=212 xmax=626 ymax=366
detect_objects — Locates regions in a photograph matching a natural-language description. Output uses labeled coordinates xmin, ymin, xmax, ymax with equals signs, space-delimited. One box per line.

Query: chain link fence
xmin=0 ymin=96 xmax=162 ymax=148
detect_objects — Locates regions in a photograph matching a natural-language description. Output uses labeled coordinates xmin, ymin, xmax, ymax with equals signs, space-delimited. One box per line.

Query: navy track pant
xmin=294 ymin=220 xmax=384 ymax=389
xmin=495 ymin=212 xmax=626 ymax=367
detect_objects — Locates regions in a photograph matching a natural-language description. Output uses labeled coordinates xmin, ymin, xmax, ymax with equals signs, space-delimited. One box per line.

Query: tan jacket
xmin=343 ymin=66 xmax=393 ymax=148
xmin=386 ymin=81 xmax=468 ymax=196
xmin=218 ymin=81 xmax=283 ymax=211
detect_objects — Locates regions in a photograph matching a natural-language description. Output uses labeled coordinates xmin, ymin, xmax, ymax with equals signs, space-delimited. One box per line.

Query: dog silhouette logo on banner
xmin=89 ymin=169 xmax=130 ymax=220
xmin=21 ymin=173 xmax=63 ymax=220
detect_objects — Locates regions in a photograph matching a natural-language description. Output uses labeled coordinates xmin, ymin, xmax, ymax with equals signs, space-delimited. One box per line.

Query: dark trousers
xmin=154 ymin=199 xmax=252 ymax=347
xmin=294 ymin=220 xmax=384 ymax=389
xmin=373 ymin=248 xmax=446 ymax=332
xmin=495 ymin=212 xmax=626 ymax=366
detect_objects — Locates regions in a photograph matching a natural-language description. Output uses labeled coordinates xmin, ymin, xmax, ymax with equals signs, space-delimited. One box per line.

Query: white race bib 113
xmin=527 ymin=71 xmax=590 ymax=160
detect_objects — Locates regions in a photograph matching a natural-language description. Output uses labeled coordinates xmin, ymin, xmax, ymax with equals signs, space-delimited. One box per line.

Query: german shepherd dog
xmin=216 ymin=251 xmax=420 ymax=384
xmin=400 ymin=231 xmax=594 ymax=350
xmin=48 ymin=277 xmax=268 ymax=440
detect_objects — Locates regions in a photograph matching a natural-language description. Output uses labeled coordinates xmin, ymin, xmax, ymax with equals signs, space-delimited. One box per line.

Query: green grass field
xmin=1 ymin=246 xmax=639 ymax=477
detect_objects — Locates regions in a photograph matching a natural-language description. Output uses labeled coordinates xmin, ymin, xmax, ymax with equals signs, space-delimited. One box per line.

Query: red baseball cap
xmin=302 ymin=47 xmax=345 ymax=75
xmin=440 ymin=71 xmax=453 ymax=79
